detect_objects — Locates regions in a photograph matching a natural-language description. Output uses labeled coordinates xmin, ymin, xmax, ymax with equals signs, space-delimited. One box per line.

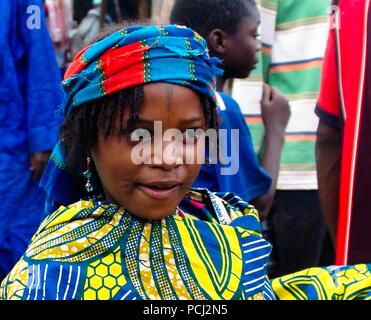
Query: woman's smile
xmin=136 ymin=181 xmax=182 ymax=200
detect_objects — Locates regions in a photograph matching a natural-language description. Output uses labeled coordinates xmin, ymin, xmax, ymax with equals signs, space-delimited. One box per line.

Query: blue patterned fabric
xmin=1 ymin=189 xmax=275 ymax=300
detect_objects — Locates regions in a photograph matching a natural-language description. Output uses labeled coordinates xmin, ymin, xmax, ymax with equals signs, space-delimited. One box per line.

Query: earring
xmin=83 ymin=157 xmax=94 ymax=193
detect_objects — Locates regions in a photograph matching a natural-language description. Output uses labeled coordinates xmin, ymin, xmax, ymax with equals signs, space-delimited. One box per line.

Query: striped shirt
xmin=232 ymin=0 xmax=331 ymax=190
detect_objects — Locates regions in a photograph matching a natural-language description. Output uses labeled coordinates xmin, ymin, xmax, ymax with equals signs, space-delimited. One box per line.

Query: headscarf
xmin=40 ymin=24 xmax=223 ymax=215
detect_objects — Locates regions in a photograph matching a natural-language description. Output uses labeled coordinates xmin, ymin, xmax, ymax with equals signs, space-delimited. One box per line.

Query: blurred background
xmin=44 ymin=0 xmax=176 ymax=72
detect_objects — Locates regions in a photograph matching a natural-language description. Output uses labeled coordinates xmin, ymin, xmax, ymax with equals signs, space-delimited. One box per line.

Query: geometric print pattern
xmin=84 ymin=246 xmax=127 ymax=300
xmin=1 ymin=190 xmax=371 ymax=300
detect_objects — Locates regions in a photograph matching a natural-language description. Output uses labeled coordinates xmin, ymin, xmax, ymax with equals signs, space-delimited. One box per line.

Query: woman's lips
xmin=136 ymin=183 xmax=181 ymax=200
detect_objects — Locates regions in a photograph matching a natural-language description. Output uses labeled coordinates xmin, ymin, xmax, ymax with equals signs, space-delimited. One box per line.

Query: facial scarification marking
xmin=166 ymin=86 xmax=174 ymax=112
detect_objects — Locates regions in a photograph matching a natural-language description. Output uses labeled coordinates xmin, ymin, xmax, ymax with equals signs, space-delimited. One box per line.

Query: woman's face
xmin=92 ymin=83 xmax=206 ymax=220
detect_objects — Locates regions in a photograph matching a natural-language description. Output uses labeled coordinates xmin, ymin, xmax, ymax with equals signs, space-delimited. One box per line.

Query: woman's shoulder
xmin=25 ymin=199 xmax=126 ymax=262
xmin=40 ymin=200 xmax=96 ymax=227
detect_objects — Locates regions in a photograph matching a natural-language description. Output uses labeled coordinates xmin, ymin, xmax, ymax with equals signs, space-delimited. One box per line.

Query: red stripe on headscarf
xmin=64 ymin=46 xmax=91 ymax=80
xmin=100 ymin=41 xmax=148 ymax=94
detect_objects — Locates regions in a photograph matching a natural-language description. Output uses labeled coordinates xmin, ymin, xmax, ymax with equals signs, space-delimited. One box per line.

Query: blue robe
xmin=0 ymin=0 xmax=63 ymax=279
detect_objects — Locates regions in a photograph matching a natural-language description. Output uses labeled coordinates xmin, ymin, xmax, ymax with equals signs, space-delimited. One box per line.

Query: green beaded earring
xmin=83 ymin=157 xmax=94 ymax=193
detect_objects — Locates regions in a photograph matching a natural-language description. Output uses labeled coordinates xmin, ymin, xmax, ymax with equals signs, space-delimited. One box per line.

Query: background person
xmin=0 ymin=0 xmax=63 ymax=280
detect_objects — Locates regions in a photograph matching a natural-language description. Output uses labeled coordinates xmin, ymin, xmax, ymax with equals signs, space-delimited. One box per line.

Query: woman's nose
xmin=152 ymin=138 xmax=183 ymax=170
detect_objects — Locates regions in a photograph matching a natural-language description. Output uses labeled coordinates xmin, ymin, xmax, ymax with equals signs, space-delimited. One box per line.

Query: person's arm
xmin=251 ymin=1 xmax=283 ymax=219
xmin=314 ymin=12 xmax=342 ymax=247
xmin=251 ymin=84 xmax=290 ymax=220
xmin=21 ymin=0 xmax=64 ymax=180
xmin=29 ymin=152 xmax=52 ymax=181
xmin=316 ymin=119 xmax=341 ymax=246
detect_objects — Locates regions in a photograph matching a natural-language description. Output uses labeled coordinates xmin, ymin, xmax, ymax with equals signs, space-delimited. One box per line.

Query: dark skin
xmin=92 ymin=83 xmax=206 ymax=220
xmin=30 ymin=152 xmax=52 ymax=181
xmin=254 ymin=84 xmax=289 ymax=220
xmin=206 ymin=6 xmax=290 ymax=220
xmin=316 ymin=119 xmax=342 ymax=247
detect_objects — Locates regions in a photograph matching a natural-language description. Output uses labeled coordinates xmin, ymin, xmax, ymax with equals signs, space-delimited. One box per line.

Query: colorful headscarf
xmin=40 ymin=25 xmax=223 ymax=215
xmin=63 ymin=24 xmax=222 ymax=115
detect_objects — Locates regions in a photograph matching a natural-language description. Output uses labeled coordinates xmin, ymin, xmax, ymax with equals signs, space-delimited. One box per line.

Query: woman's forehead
xmin=142 ymin=83 xmax=202 ymax=106
xmin=138 ymin=83 xmax=205 ymax=124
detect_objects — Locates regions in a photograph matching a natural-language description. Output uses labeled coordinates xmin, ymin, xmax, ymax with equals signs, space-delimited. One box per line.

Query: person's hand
xmin=260 ymin=84 xmax=291 ymax=136
xmin=29 ymin=151 xmax=51 ymax=181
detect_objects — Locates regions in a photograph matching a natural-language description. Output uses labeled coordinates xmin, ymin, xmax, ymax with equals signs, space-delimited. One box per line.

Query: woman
xmin=1 ymin=25 xmax=370 ymax=300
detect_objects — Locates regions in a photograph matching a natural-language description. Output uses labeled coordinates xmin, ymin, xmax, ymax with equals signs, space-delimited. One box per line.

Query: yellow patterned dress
xmin=0 ymin=190 xmax=370 ymax=300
